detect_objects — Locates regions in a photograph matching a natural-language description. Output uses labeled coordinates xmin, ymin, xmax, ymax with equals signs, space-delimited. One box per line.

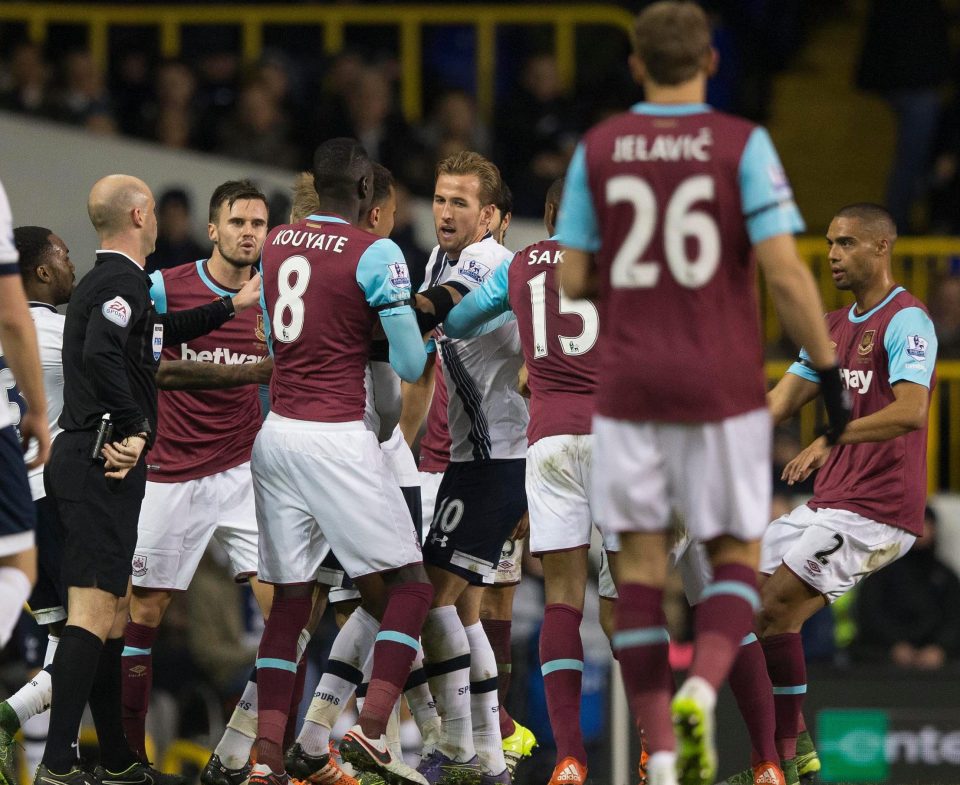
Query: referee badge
xmin=152 ymin=323 xmax=164 ymax=361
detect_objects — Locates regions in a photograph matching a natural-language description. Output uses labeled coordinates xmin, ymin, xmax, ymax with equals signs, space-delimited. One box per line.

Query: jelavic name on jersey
xmin=612 ymin=127 xmax=713 ymax=163
xmin=272 ymin=228 xmax=347 ymax=253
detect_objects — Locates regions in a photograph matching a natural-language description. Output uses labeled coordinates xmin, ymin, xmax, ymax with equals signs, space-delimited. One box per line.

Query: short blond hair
xmin=633 ymin=1 xmax=711 ymax=86
xmin=435 ymin=151 xmax=502 ymax=207
xmin=290 ymin=172 xmax=319 ymax=223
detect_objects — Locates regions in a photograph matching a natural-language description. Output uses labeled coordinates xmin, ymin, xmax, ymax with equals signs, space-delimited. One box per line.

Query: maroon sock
xmin=612 ymin=583 xmax=674 ymax=754
xmin=360 ymin=580 xmax=433 ymax=738
xmin=761 ymin=632 xmax=806 ymax=760
xmin=690 ymin=564 xmax=759 ymax=691
xmin=283 ymin=657 xmax=308 ymax=751
xmin=253 ymin=594 xmax=313 ymax=771
xmin=121 ymin=621 xmax=159 ymax=761
xmin=540 ymin=603 xmax=586 ymax=766
xmin=729 ymin=636 xmax=778 ymax=765
xmin=481 ymin=618 xmax=515 ymax=738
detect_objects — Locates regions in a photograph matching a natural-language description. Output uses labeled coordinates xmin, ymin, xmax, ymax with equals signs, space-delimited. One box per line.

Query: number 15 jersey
xmin=557 ymin=102 xmax=804 ymax=424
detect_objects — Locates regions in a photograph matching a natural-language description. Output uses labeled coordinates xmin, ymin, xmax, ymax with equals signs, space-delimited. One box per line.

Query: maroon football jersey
xmin=419 ymin=357 xmax=450 ymax=473
xmin=262 ymin=216 xmax=385 ymax=422
xmin=148 ymin=261 xmax=267 ymax=482
xmin=583 ymin=110 xmax=768 ymax=422
xmin=508 ymin=239 xmax=598 ymax=444
xmin=807 ymin=289 xmax=935 ymax=536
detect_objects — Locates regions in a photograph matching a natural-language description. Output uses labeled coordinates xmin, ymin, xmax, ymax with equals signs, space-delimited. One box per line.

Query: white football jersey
xmin=422 ymin=235 xmax=528 ymax=462
xmin=26 ymin=303 xmax=65 ymax=499
xmin=0 ymin=179 xmax=18 ymax=431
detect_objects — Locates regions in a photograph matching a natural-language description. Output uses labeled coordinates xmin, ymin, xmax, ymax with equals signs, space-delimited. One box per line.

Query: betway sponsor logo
xmin=181 ymin=345 xmax=263 ymax=364
xmin=840 ymin=367 xmax=873 ymax=395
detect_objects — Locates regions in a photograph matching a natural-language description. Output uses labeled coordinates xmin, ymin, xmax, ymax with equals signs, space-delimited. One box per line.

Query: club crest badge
xmin=857 ymin=329 xmax=876 ymax=356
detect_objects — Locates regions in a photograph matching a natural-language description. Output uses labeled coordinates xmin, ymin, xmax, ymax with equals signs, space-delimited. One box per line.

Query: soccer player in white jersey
xmin=406 ymin=152 xmax=527 ymax=785
xmin=0 ymin=227 xmax=73 ymax=785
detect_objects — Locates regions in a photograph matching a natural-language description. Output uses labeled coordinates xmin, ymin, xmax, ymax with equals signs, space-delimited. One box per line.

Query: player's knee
xmin=129 ymin=589 xmax=171 ymax=627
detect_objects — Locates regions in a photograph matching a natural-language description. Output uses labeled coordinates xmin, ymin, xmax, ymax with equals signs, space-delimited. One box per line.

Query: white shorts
xmin=252 ymin=414 xmax=422 ymax=585
xmin=132 ymin=462 xmax=259 ymax=590
xmin=484 ymin=536 xmax=523 ymax=586
xmin=592 ymin=410 xmax=771 ymax=543
xmin=419 ymin=471 xmax=443 ymax=546
xmin=760 ymin=503 xmax=916 ymax=603
xmin=599 ymin=547 xmax=617 ymax=600
xmin=0 ymin=531 xmax=34 ymax=559
xmin=381 ymin=426 xmax=419 ymax=488
xmin=671 ymin=536 xmax=713 ymax=606
xmin=527 ymin=434 xmax=596 ymax=554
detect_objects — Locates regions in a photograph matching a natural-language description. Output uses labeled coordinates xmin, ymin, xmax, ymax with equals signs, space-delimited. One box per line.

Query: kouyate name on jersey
xmin=271 ymin=228 xmax=348 ymax=253
xmin=612 ymin=127 xmax=713 ymax=163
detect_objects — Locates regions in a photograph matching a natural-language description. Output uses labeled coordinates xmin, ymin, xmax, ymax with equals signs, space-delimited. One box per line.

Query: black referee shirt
xmin=59 ymin=250 xmax=234 ymax=445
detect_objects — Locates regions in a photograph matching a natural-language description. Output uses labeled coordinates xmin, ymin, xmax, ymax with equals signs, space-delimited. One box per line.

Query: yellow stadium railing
xmin=0 ymin=3 xmax=634 ymax=123
xmin=765 ymin=360 xmax=960 ymax=494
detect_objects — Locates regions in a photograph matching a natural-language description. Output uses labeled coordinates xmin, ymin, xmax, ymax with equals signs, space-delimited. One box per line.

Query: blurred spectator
xmin=418 ymin=89 xmax=491 ymax=160
xmin=496 ymin=53 xmax=578 ymax=216
xmin=305 ymin=50 xmax=365 ymax=149
xmin=852 ymin=504 xmax=960 ymax=668
xmin=141 ymin=60 xmax=200 ymax=149
xmin=217 ymin=80 xmax=299 ymax=168
xmin=112 ymin=50 xmax=154 ymax=138
xmin=928 ymin=275 xmax=960 ymax=359
xmin=390 ymin=182 xmax=432 ymax=288
xmin=0 ymin=42 xmax=50 ymax=116
xmin=146 ymin=188 xmax=207 ymax=273
xmin=45 ymin=48 xmax=114 ymax=128
xmin=195 ymin=50 xmax=242 ymax=151
xmin=856 ymin=0 xmax=951 ymax=232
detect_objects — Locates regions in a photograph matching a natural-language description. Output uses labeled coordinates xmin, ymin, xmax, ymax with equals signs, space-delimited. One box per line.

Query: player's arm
xmin=156 ymin=356 xmax=273 ymax=390
xmin=767 ymin=349 xmax=823 ymax=424
xmin=556 ymin=142 xmax=600 ymax=300
xmin=158 ymin=272 xmax=261 ymax=345
xmin=442 ymin=259 xmax=512 ymax=338
xmin=399 ymin=351 xmax=436 ymax=447
xmin=0 ymin=272 xmax=49 ymax=467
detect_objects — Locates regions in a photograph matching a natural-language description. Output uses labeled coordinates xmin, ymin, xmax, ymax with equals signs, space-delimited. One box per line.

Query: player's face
xmin=825 ymin=216 xmax=879 ymax=292
xmin=43 ymin=233 xmax=75 ymax=306
xmin=433 ymin=174 xmax=494 ymax=256
xmin=210 ymin=198 xmax=269 ymax=268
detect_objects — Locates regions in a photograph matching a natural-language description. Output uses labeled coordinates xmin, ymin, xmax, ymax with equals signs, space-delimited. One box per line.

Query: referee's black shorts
xmin=46 ymin=431 xmax=146 ymax=598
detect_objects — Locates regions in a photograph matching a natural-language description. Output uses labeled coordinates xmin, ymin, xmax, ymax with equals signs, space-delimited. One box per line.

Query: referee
xmin=37 ymin=175 xmax=261 ymax=785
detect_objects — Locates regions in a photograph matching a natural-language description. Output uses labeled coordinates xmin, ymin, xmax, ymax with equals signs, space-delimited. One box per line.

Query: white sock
xmin=386 ymin=703 xmax=402 ymax=758
xmin=463 ymin=622 xmax=506 ymax=775
xmin=0 ymin=567 xmax=31 ymax=648
xmin=300 ymin=607 xmax=379 ymax=755
xmin=44 ymin=634 xmax=60 ymax=667
xmin=7 ymin=667 xmax=52 ymax=726
xmin=215 ymin=670 xmax=258 ymax=769
xmin=404 ymin=646 xmax=440 ymax=738
xmin=647 ymin=751 xmax=679 ymax=785
xmin=421 ymin=606 xmax=475 ymax=762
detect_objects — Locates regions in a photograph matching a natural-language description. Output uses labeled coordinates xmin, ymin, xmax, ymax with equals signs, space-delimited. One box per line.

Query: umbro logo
xmin=128 ymin=665 xmax=148 ymax=676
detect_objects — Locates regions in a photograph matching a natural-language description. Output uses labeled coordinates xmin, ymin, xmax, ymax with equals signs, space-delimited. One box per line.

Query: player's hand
xmin=102 ymin=435 xmax=146 ymax=479
xmin=517 ymin=364 xmax=530 ymax=398
xmin=816 ymin=364 xmax=851 ymax=444
xmin=232 ymin=271 xmax=261 ymax=314
xmin=780 ymin=435 xmax=831 ymax=486
xmin=511 ymin=511 xmax=529 ymax=541
xmin=19 ymin=410 xmax=51 ymax=469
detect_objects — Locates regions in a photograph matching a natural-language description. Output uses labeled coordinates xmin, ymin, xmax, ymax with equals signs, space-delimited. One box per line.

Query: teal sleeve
xmin=443 ymin=259 xmax=511 ymax=338
xmin=739 ymin=127 xmax=805 ymax=244
xmin=148 ymin=270 xmax=167 ymax=314
xmin=356 ymin=238 xmax=412 ymax=314
xmin=884 ymin=307 xmax=938 ymax=387
xmin=381 ymin=308 xmax=428 ymax=382
xmin=787 ymin=347 xmax=820 ymax=383
xmin=556 ymin=143 xmax=600 ymax=253
xmin=259 ymin=280 xmax=273 ymax=356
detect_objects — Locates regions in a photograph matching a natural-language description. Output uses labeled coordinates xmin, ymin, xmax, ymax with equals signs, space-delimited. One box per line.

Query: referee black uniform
xmin=48 ymin=249 xmax=237 ymax=596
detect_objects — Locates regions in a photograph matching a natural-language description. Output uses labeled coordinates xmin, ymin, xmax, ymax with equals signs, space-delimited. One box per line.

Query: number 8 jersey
xmin=557 ymin=102 xmax=804 ymax=423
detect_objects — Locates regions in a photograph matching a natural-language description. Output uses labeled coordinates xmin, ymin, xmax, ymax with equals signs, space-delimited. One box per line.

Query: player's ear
xmin=480 ymin=202 xmax=495 ymax=228
xmin=369 ymin=205 xmax=381 ymax=227
xmin=628 ymin=53 xmax=645 ymax=85
xmin=36 ymin=263 xmax=51 ymax=284
xmin=358 ymin=175 xmax=369 ymax=201
xmin=207 ymin=222 xmax=218 ymax=243
xmin=706 ymin=47 xmax=719 ymax=78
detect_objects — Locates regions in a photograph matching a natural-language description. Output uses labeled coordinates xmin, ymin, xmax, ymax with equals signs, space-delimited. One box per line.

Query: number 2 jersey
xmin=789 ymin=287 xmax=938 ymax=536
xmin=557 ymin=102 xmax=804 ymax=424
xmin=148 ymin=260 xmax=267 ymax=482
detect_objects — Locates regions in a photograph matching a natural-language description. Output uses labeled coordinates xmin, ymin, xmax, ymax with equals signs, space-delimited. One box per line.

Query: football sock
xmin=121 ymin=620 xmax=159 ymax=761
xmin=540 ymin=603 xmax=587 ymax=766
xmin=299 ymin=607 xmax=378 ymax=755
xmin=6 ymin=666 xmax=52 ymax=728
xmin=611 ymin=583 xmax=674 ymax=754
xmin=728 ymin=633 xmax=778 ymax=765
xmin=480 ymin=617 xmax=515 ymax=739
xmin=43 ymin=626 xmax=101 ymax=773
xmin=689 ymin=564 xmax=759 ymax=691
xmin=464 ymin=622 xmax=507 ymax=775
xmin=253 ymin=594 xmax=312 ymax=772
xmin=90 ymin=637 xmax=139 ymax=771
xmin=761 ymin=632 xmax=806 ymax=761
xmin=403 ymin=647 xmax=441 ymax=740
xmin=422 ymin=605 xmax=476 ymax=761
xmin=215 ymin=668 xmax=258 ymax=769
xmin=359 ymin=580 xmax=433 ymax=739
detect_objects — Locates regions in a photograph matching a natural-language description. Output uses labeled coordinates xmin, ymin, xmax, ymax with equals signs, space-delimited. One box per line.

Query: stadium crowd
xmin=0 ymin=3 xmax=958 ymax=785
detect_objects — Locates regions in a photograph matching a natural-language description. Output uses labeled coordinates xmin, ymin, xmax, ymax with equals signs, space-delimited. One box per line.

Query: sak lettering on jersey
xmin=180 ymin=344 xmax=264 ymax=364
xmin=528 ymin=248 xmax=565 ymax=265
xmin=102 ymin=296 xmax=131 ymax=327
xmin=612 ymin=127 xmax=713 ymax=163
xmin=272 ymin=228 xmax=347 ymax=253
